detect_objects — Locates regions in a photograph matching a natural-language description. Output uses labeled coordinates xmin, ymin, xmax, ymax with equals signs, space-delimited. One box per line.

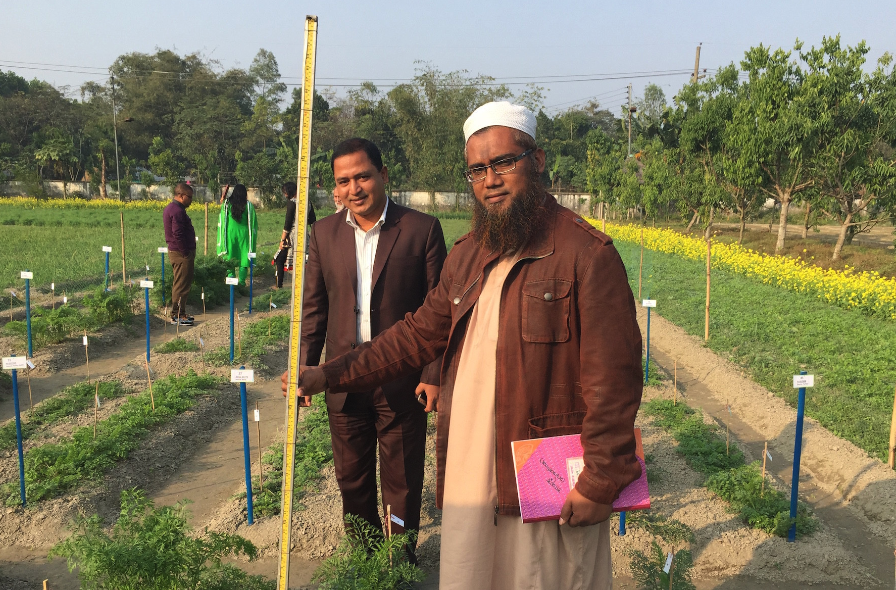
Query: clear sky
xmin=2 ymin=0 xmax=893 ymax=114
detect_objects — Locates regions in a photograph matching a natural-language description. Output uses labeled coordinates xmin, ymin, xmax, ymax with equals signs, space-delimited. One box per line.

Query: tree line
xmin=595 ymin=36 xmax=896 ymax=259
xmin=1 ymin=35 xmax=894 ymax=258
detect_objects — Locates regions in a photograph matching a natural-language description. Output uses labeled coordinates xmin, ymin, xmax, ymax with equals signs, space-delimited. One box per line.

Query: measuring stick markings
xmin=279 ymin=15 xmax=318 ymax=590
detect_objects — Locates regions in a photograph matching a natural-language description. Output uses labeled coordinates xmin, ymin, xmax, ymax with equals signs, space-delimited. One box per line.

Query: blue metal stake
xmin=161 ymin=252 xmax=166 ymax=307
xmin=145 ymin=283 xmax=151 ymax=363
xmin=239 ymin=368 xmax=254 ymax=525
xmin=644 ymin=307 xmax=651 ymax=385
xmin=104 ymin=251 xmax=110 ymax=291
xmin=248 ymin=258 xmax=254 ymax=315
xmin=788 ymin=370 xmax=808 ymax=542
xmin=24 ymin=276 xmax=32 ymax=359
xmin=619 ymin=511 xmax=627 ymax=536
xmin=230 ymin=284 xmax=235 ymax=363
xmin=11 ymin=360 xmax=26 ymax=506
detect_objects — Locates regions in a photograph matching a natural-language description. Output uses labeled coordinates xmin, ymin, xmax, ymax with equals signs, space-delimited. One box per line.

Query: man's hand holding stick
xmin=281 ymin=367 xmax=326 ymax=407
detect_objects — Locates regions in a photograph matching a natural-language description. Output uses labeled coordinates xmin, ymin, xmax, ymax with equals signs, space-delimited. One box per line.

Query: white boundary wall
xmin=0 ymin=181 xmax=596 ymax=216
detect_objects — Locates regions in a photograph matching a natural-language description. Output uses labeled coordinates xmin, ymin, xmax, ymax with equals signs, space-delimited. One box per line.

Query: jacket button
xmin=544 ymin=292 xmax=553 ymax=301
xmin=351 ymin=343 xmax=356 ymax=349
xmin=453 ymin=297 xmax=461 ymax=305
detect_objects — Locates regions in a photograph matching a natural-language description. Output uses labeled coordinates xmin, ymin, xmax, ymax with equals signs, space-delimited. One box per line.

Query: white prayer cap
xmin=463 ymin=101 xmax=537 ymax=144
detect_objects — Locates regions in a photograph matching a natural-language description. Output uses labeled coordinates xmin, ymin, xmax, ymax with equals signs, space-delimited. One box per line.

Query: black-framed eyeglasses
xmin=464 ymin=149 xmax=534 ymax=183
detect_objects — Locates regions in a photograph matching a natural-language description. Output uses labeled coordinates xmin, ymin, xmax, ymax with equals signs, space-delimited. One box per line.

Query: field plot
xmin=612 ymin=235 xmax=896 ymax=463
xmin=0 ymin=210 xmax=894 ymax=589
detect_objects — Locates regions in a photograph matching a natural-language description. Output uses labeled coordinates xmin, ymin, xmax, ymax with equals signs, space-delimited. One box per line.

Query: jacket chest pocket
xmin=522 ymin=278 xmax=572 ymax=343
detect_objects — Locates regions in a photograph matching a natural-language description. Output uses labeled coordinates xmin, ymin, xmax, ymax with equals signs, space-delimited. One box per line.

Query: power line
xmin=0 ymin=60 xmax=697 ymax=89
xmin=543 ymin=88 xmax=629 ymax=111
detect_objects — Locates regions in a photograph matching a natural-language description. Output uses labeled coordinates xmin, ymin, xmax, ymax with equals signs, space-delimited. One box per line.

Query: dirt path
xmin=716 ymin=222 xmax=895 ymax=249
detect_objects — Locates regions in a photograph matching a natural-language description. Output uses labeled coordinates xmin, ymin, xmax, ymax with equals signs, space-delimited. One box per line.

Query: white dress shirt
xmin=345 ymin=199 xmax=389 ymax=343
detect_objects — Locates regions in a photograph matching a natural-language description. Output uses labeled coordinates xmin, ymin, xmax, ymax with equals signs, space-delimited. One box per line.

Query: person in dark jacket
xmin=273 ymin=181 xmax=316 ymax=288
xmin=162 ymin=182 xmax=196 ymax=326
xmin=296 ymin=138 xmax=446 ymax=563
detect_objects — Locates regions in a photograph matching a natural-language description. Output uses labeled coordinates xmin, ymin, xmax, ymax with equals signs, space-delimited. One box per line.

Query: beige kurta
xmin=440 ymin=254 xmax=612 ymax=590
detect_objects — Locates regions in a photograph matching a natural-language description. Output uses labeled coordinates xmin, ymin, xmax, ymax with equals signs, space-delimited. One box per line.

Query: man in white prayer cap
xmin=286 ymin=101 xmax=643 ymax=589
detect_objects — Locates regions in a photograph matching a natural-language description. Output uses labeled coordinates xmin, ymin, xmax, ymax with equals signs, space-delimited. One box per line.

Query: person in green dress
xmin=216 ymin=184 xmax=258 ymax=283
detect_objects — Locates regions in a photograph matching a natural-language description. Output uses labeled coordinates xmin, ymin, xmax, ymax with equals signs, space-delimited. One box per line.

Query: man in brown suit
xmin=300 ymin=137 xmax=446 ymax=554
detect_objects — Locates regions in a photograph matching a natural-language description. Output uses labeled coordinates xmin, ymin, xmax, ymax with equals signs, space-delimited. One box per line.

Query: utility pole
xmin=691 ymin=43 xmax=704 ymax=84
xmin=627 ymin=84 xmax=633 ymax=157
xmin=110 ymin=75 xmax=123 ymax=201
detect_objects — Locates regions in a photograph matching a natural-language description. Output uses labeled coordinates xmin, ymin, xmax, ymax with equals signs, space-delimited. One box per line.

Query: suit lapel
xmin=337 ymin=211 xmax=358 ymax=300
xmin=371 ymin=203 xmax=400 ymax=291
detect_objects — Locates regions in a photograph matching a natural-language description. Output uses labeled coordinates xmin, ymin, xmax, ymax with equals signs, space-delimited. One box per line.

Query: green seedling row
xmin=0 ymin=381 xmax=127 ymax=451
xmin=643 ymin=399 xmax=817 ymax=537
xmin=2 ymin=371 xmax=220 ymax=505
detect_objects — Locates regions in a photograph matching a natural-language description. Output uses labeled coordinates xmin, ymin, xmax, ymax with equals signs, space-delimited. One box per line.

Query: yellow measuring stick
xmin=279 ymin=14 xmax=318 ymax=590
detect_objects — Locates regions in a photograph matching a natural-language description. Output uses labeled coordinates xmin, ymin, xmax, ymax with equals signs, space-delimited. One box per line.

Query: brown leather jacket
xmin=322 ymin=195 xmax=643 ymax=515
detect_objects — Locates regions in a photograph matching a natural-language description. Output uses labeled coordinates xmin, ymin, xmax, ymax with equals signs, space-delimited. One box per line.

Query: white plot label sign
xmin=158 ymin=247 xmax=169 ymax=253
xmin=247 ymin=252 xmax=257 ymax=259
xmin=792 ymin=375 xmax=815 ymax=388
xmin=225 ymin=277 xmax=239 ymax=286
xmin=102 ymin=246 xmax=113 ymax=253
xmin=2 ymin=357 xmax=28 ymax=370
xmin=230 ymin=369 xmax=255 ymax=383
xmin=20 ymin=272 xmax=33 ymax=280
xmin=642 ymin=299 xmax=657 ymax=308
xmin=140 ymin=280 xmax=154 ymax=289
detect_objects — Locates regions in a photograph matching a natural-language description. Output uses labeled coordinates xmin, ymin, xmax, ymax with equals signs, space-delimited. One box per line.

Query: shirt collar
xmin=345 ymin=198 xmax=389 ymax=231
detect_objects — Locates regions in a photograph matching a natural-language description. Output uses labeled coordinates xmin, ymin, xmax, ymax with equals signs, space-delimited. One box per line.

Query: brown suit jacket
xmin=300 ymin=200 xmax=447 ymax=412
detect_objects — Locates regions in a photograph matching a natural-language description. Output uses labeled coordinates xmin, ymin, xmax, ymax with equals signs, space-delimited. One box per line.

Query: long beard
xmin=471 ymin=169 xmax=547 ymax=253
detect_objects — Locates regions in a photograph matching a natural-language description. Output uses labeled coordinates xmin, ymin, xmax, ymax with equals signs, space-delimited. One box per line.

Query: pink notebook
xmin=511 ymin=428 xmax=650 ymax=523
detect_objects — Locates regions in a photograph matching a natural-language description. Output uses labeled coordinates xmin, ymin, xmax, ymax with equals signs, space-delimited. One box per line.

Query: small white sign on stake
xmin=26 ymin=360 xmax=35 ymax=370
xmin=247 ymin=252 xmax=257 ymax=259
xmin=140 ymin=280 xmax=154 ymax=289
xmin=642 ymin=299 xmax=657 ymax=308
xmin=51 ymin=282 xmax=54 ymax=290
xmin=83 ymin=336 xmax=88 ymax=346
xmin=793 ymin=375 xmax=815 ymax=388
xmin=663 ymin=552 xmax=674 ymax=574
xmin=225 ymin=277 xmax=239 ymax=286
xmin=2 ymin=357 xmax=28 ymax=370
xmin=230 ymin=369 xmax=255 ymax=383
xmin=390 ymin=513 xmax=405 ymax=527
xmin=766 ymin=450 xmax=772 ymax=461
xmin=102 ymin=246 xmax=113 ymax=252
xmin=201 ymin=291 xmax=205 ymax=300
xmin=63 ymin=295 xmax=68 ymax=304
xmin=158 ymin=247 xmax=169 ymax=253
xmin=20 ymin=271 xmax=33 ymax=280
xmin=254 ymin=409 xmax=260 ymax=422
xmin=270 ymin=302 xmax=278 ymax=309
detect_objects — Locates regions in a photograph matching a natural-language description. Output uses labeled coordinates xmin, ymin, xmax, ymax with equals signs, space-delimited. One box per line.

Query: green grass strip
xmin=643 ymin=399 xmax=817 ymax=537
xmin=616 ymin=240 xmax=896 ymax=462
xmin=2 ymin=371 xmax=220 ymax=505
xmin=204 ymin=314 xmax=290 ymax=368
xmin=247 ymin=287 xmax=292 ymax=312
xmin=241 ymin=395 xmax=333 ymax=518
xmin=154 ymin=337 xmax=200 ymax=353
xmin=0 ymin=381 xmax=127 ymax=451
